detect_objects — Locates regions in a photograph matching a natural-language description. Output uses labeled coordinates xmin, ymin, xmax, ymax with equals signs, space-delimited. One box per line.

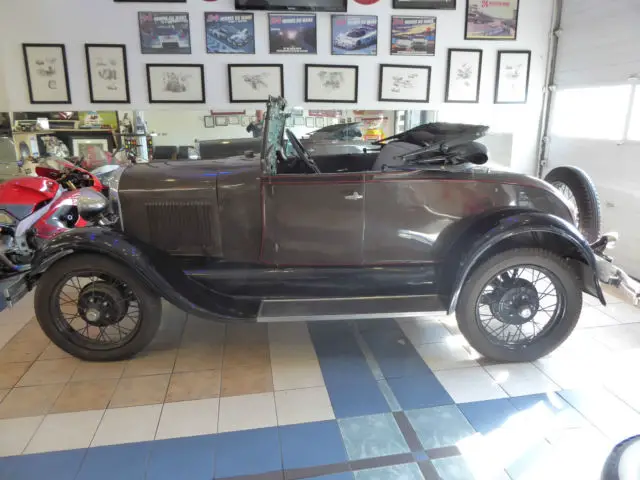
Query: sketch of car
xmin=333 ymin=24 xmax=377 ymax=50
xmin=211 ymin=25 xmax=252 ymax=48
xmin=243 ymin=73 xmax=268 ymax=90
xmin=318 ymin=71 xmax=343 ymax=90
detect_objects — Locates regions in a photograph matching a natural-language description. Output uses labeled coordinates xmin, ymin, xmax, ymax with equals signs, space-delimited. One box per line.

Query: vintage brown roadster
xmin=0 ymin=97 xmax=637 ymax=363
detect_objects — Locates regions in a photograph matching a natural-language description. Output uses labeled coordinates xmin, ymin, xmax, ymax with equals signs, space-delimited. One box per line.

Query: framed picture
xmin=331 ymin=15 xmax=378 ymax=56
xmin=315 ymin=117 xmax=325 ymax=128
xmin=495 ymin=50 xmax=531 ymax=104
xmin=465 ymin=0 xmax=519 ymax=40
xmin=294 ymin=117 xmax=305 ymax=126
xmin=215 ymin=116 xmax=228 ymax=127
xmin=205 ymin=12 xmax=255 ymax=54
xmin=22 ymin=44 xmax=71 ymax=104
xmin=146 ymin=64 xmax=205 ymax=103
xmin=138 ymin=12 xmax=191 ymax=54
xmin=379 ymin=64 xmax=431 ymax=103
xmin=85 ymin=44 xmax=130 ymax=104
xmin=268 ymin=14 xmax=317 ymax=54
xmin=305 ymin=64 xmax=358 ymax=103
xmin=393 ymin=0 xmax=455 ymax=9
xmin=390 ymin=16 xmax=436 ymax=56
xmin=445 ymin=48 xmax=483 ymax=103
xmin=228 ymin=116 xmax=240 ymax=125
xmin=228 ymin=64 xmax=284 ymax=103
xmin=305 ymin=118 xmax=315 ymax=128
xmin=204 ymin=115 xmax=215 ymax=128
xmin=72 ymin=138 xmax=109 ymax=157
xmin=241 ymin=116 xmax=251 ymax=126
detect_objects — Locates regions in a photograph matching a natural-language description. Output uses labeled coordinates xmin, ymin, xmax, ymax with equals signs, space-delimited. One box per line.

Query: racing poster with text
xmin=390 ymin=16 xmax=436 ymax=56
xmin=332 ymin=15 xmax=378 ymax=56
xmin=205 ymin=12 xmax=255 ymax=54
xmin=138 ymin=12 xmax=191 ymax=54
xmin=268 ymin=14 xmax=317 ymax=54
xmin=465 ymin=0 xmax=519 ymax=40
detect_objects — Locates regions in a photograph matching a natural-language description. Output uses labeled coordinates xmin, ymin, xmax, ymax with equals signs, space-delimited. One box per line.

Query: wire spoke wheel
xmin=551 ymin=181 xmax=580 ymax=227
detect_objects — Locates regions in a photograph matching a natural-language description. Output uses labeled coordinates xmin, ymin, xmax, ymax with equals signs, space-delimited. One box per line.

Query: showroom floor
xmin=0 ymin=290 xmax=639 ymax=479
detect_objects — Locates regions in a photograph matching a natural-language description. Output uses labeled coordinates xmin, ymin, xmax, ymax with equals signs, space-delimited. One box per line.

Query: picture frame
xmin=268 ymin=14 xmax=317 ymax=54
xmin=305 ymin=64 xmax=358 ymax=103
xmin=22 ymin=44 xmax=71 ymax=104
xmin=494 ymin=50 xmax=531 ymax=104
xmin=85 ymin=44 xmax=130 ymax=104
xmin=294 ymin=117 xmax=305 ymax=126
xmin=465 ymin=0 xmax=519 ymax=41
xmin=72 ymin=138 xmax=109 ymax=158
xmin=205 ymin=12 xmax=255 ymax=54
xmin=228 ymin=116 xmax=240 ymax=125
xmin=315 ymin=117 xmax=325 ymax=128
xmin=215 ymin=116 xmax=229 ymax=127
xmin=305 ymin=117 xmax=315 ymax=128
xmin=392 ymin=0 xmax=456 ymax=9
xmin=390 ymin=16 xmax=436 ymax=56
xmin=241 ymin=116 xmax=251 ymax=127
xmin=204 ymin=115 xmax=215 ymax=128
xmin=331 ymin=15 xmax=378 ymax=56
xmin=228 ymin=64 xmax=284 ymax=103
xmin=379 ymin=64 xmax=431 ymax=103
xmin=445 ymin=48 xmax=483 ymax=103
xmin=146 ymin=64 xmax=205 ymax=104
xmin=138 ymin=12 xmax=191 ymax=54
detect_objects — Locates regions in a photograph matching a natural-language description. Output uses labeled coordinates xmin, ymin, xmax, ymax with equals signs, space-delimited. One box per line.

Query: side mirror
xmin=77 ymin=188 xmax=108 ymax=221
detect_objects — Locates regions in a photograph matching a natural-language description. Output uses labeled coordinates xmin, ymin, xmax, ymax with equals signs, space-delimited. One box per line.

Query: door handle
xmin=344 ymin=192 xmax=363 ymax=201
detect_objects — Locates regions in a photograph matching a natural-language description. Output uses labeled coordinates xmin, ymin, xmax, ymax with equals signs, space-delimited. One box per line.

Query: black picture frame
xmin=85 ymin=44 xmax=131 ymax=104
xmin=304 ymin=64 xmax=359 ymax=103
xmin=392 ymin=0 xmax=456 ymax=9
xmin=227 ymin=64 xmax=285 ymax=103
xmin=378 ymin=64 xmax=431 ymax=103
xmin=464 ymin=0 xmax=519 ymax=41
xmin=444 ymin=48 xmax=483 ymax=103
xmin=494 ymin=50 xmax=531 ymax=104
xmin=22 ymin=43 xmax=72 ymax=105
xmin=146 ymin=64 xmax=205 ymax=104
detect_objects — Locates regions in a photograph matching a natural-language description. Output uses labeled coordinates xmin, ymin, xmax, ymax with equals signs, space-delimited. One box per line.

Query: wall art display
xmin=495 ymin=50 xmax=531 ymax=104
xmin=445 ymin=48 xmax=483 ymax=103
xmin=215 ymin=116 xmax=229 ymax=127
xmin=146 ymin=64 xmax=205 ymax=103
xmin=22 ymin=44 xmax=71 ymax=104
xmin=138 ymin=12 xmax=191 ymax=54
xmin=228 ymin=64 xmax=284 ymax=103
xmin=305 ymin=64 xmax=358 ymax=103
xmin=241 ymin=116 xmax=251 ymax=126
xmin=390 ymin=16 xmax=436 ymax=56
xmin=205 ymin=12 xmax=255 ymax=54
xmin=331 ymin=15 xmax=378 ymax=56
xmin=228 ymin=116 xmax=240 ymax=125
xmin=293 ymin=116 xmax=305 ymax=126
xmin=85 ymin=44 xmax=130 ymax=104
xmin=204 ymin=115 xmax=215 ymax=128
xmin=315 ymin=117 xmax=325 ymax=128
xmin=305 ymin=117 xmax=315 ymax=128
xmin=465 ymin=0 xmax=519 ymax=40
xmin=379 ymin=64 xmax=431 ymax=103
xmin=268 ymin=14 xmax=317 ymax=54
xmin=72 ymin=138 xmax=109 ymax=158
xmin=393 ymin=0 xmax=455 ymax=8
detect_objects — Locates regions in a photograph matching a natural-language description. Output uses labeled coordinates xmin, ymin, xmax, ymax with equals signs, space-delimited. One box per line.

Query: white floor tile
xmin=398 ymin=319 xmax=451 ymax=346
xmin=434 ymin=367 xmax=508 ymax=403
xmin=534 ymin=357 xmax=604 ymax=390
xmin=0 ymin=416 xmax=43 ymax=457
xmin=275 ymin=387 xmax=334 ymax=426
xmin=269 ymin=342 xmax=318 ymax=366
xmin=155 ymin=398 xmax=219 ymax=440
xmin=218 ymin=393 xmax=277 ymax=433
xmin=589 ymin=324 xmax=640 ymax=351
xmin=271 ymin=359 xmax=325 ymax=391
xmin=484 ymin=363 xmax=560 ymax=397
xmin=576 ymin=306 xmax=619 ymax=329
xmin=416 ymin=341 xmax=479 ymax=371
xmin=24 ymin=410 xmax=104 ymax=454
xmin=0 ymin=291 xmax=35 ymax=326
xmin=91 ymin=404 xmax=162 ymax=447
xmin=583 ymin=293 xmax=602 ymax=307
xmin=268 ymin=323 xmax=312 ymax=345
xmin=596 ymin=302 xmax=640 ymax=324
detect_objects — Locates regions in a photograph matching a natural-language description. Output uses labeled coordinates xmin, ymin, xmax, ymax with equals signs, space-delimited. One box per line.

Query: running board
xmin=257 ymin=295 xmax=446 ymax=322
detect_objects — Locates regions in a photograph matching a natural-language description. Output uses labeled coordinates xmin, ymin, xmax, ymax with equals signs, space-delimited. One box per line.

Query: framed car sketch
xmin=390 ymin=16 xmax=436 ymax=56
xmin=445 ymin=48 xmax=483 ymax=103
xmin=204 ymin=115 xmax=215 ymax=128
xmin=331 ymin=15 xmax=378 ymax=56
xmin=379 ymin=64 xmax=431 ymax=103
xmin=22 ymin=44 xmax=71 ymax=104
xmin=205 ymin=12 xmax=255 ymax=54
xmin=228 ymin=116 xmax=240 ymax=125
xmin=227 ymin=64 xmax=284 ymax=103
xmin=305 ymin=117 xmax=315 ymax=128
xmin=146 ymin=64 xmax=205 ymax=103
xmin=215 ymin=116 xmax=229 ymax=127
xmin=465 ymin=0 xmax=519 ymax=40
xmin=494 ymin=50 xmax=531 ymax=104
xmin=138 ymin=12 xmax=191 ymax=54
xmin=85 ymin=44 xmax=130 ymax=104
xmin=305 ymin=64 xmax=358 ymax=103
xmin=393 ymin=0 xmax=456 ymax=9
xmin=268 ymin=14 xmax=317 ymax=54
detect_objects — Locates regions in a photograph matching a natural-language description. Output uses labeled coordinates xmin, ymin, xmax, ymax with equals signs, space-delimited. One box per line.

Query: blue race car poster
xmin=205 ymin=12 xmax=255 ymax=54
xmin=390 ymin=16 xmax=436 ymax=56
xmin=268 ymin=14 xmax=317 ymax=54
xmin=331 ymin=15 xmax=378 ymax=56
xmin=138 ymin=12 xmax=191 ymax=54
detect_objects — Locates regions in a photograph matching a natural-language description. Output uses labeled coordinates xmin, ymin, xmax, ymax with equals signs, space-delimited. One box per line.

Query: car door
xmin=261 ymin=173 xmax=365 ymax=266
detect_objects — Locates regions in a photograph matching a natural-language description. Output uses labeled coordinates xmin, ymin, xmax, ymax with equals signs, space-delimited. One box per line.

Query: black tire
xmin=601 ymin=434 xmax=640 ymax=480
xmin=544 ymin=166 xmax=601 ymax=243
xmin=35 ymin=253 xmax=162 ymax=361
xmin=455 ymin=248 xmax=582 ymax=362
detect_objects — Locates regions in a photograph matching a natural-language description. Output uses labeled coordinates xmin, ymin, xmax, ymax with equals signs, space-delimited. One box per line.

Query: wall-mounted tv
xmin=235 ymin=0 xmax=347 ymax=12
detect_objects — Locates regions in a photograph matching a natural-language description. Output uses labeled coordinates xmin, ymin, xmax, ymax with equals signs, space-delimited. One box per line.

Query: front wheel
xmin=455 ymin=248 xmax=582 ymax=362
xmin=35 ymin=253 xmax=162 ymax=361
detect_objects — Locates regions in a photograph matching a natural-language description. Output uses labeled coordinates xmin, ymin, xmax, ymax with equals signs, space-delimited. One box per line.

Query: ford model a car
xmin=0 ymin=97 xmax=638 ymax=363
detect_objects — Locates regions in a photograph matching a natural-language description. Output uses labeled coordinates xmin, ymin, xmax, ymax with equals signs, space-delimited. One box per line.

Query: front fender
xmin=446 ymin=211 xmax=605 ymax=314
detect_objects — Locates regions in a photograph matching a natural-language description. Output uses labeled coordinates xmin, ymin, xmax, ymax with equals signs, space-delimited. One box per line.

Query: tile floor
xmin=0 ymin=288 xmax=638 ymax=479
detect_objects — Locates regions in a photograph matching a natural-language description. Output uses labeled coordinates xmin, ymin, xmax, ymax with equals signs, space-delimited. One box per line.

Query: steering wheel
xmin=285 ymin=128 xmax=321 ymax=174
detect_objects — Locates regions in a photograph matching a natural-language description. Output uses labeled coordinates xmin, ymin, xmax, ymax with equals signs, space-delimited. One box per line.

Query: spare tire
xmin=544 ymin=166 xmax=601 ymax=243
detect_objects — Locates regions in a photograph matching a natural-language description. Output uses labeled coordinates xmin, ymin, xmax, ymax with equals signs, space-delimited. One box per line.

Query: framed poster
xmin=305 ymin=64 xmax=358 ymax=103
xmin=465 ymin=0 xmax=519 ymax=40
xmin=495 ymin=50 xmax=531 ymax=104
xmin=22 ymin=44 xmax=71 ymax=104
xmin=390 ymin=16 xmax=436 ymax=56
xmin=72 ymin=138 xmax=109 ymax=158
xmin=331 ymin=15 xmax=378 ymax=56
xmin=138 ymin=12 xmax=191 ymax=54
xmin=315 ymin=117 xmax=325 ymax=128
xmin=228 ymin=64 xmax=284 ymax=103
xmin=445 ymin=48 xmax=483 ymax=103
xmin=268 ymin=14 xmax=317 ymax=54
xmin=305 ymin=117 xmax=315 ymax=128
xmin=393 ymin=0 xmax=455 ymax=8
xmin=146 ymin=64 xmax=205 ymax=103
xmin=379 ymin=64 xmax=431 ymax=103
xmin=215 ymin=116 xmax=229 ymax=127
xmin=204 ymin=116 xmax=215 ymax=128
xmin=293 ymin=117 xmax=305 ymax=126
xmin=205 ymin=12 xmax=255 ymax=54
xmin=241 ymin=116 xmax=251 ymax=126
xmin=228 ymin=116 xmax=240 ymax=125
xmin=85 ymin=44 xmax=130 ymax=104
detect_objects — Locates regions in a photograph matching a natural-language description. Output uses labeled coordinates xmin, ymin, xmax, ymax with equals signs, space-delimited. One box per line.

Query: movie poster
xmin=390 ymin=16 xmax=436 ymax=56
xmin=205 ymin=12 xmax=255 ymax=54
xmin=332 ymin=15 xmax=378 ymax=56
xmin=268 ymin=14 xmax=317 ymax=54
xmin=465 ymin=0 xmax=519 ymax=40
xmin=138 ymin=12 xmax=191 ymax=54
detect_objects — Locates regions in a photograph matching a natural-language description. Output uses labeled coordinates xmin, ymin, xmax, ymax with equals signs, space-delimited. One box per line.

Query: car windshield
xmin=260 ymin=96 xmax=287 ymax=175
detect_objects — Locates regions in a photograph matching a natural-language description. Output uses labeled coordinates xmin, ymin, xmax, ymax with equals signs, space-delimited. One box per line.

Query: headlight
xmin=0 ymin=211 xmax=16 ymax=226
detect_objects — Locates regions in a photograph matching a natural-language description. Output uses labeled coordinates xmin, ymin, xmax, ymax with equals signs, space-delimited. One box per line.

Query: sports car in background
xmin=333 ymin=24 xmax=377 ymax=50
xmin=210 ymin=25 xmax=252 ymax=48
xmin=147 ymin=26 xmax=190 ymax=50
